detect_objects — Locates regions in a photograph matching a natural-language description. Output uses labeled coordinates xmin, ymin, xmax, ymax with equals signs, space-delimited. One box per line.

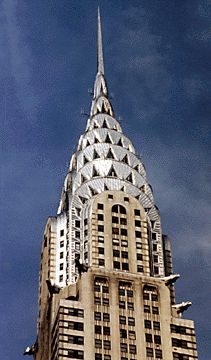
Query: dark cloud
xmin=1 ymin=1 xmax=210 ymax=359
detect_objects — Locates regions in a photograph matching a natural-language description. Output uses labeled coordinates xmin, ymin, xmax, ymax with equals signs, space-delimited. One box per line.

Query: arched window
xmin=112 ymin=204 xmax=126 ymax=214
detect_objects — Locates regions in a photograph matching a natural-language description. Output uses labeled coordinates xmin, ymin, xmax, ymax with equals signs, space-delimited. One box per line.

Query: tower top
xmin=97 ymin=7 xmax=104 ymax=75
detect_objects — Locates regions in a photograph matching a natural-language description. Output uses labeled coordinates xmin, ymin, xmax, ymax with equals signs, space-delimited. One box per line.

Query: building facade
xmin=28 ymin=10 xmax=198 ymax=360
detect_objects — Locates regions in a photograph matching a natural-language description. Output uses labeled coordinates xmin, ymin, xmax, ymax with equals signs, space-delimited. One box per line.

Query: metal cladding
xmin=56 ymin=14 xmax=165 ymax=284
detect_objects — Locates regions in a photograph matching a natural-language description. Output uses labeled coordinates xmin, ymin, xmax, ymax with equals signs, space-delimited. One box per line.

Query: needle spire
xmin=97 ymin=7 xmax=104 ymax=75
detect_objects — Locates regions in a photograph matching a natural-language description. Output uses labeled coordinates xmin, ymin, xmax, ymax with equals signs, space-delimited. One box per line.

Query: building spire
xmin=97 ymin=7 xmax=104 ymax=75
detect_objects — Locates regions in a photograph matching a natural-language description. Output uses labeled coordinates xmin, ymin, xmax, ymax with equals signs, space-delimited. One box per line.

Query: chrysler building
xmin=26 ymin=9 xmax=198 ymax=360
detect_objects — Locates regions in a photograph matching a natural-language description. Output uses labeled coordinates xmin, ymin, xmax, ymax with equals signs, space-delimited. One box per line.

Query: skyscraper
xmin=27 ymin=9 xmax=198 ymax=360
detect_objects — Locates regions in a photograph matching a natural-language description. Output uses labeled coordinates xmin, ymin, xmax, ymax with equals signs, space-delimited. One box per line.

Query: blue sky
xmin=1 ymin=1 xmax=211 ymax=359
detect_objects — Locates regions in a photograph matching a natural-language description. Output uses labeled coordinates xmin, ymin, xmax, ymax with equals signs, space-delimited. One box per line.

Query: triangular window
xmin=117 ymin=138 xmax=123 ymax=147
xmin=79 ymin=196 xmax=87 ymax=204
xmin=93 ymin=166 xmax=100 ymax=177
xmin=107 ymin=148 xmax=115 ymax=159
xmin=93 ymin=149 xmax=100 ymax=159
xmin=102 ymin=118 xmax=108 ymax=128
xmin=86 ymin=139 xmax=90 ymax=146
xmin=134 ymin=165 xmax=139 ymax=172
xmin=94 ymin=136 xmax=100 ymax=144
xmin=83 ymin=156 xmax=89 ymax=165
xmin=122 ymin=154 xmax=129 ymax=165
xmin=108 ymin=165 xmax=117 ymax=177
xmin=104 ymin=183 xmax=109 ymax=191
xmin=94 ymin=122 xmax=99 ymax=128
xmin=126 ymin=173 xmax=133 ymax=183
xmin=105 ymin=134 xmax=112 ymax=144
xmin=81 ymin=174 xmax=87 ymax=183
xmin=89 ymin=187 xmax=98 ymax=196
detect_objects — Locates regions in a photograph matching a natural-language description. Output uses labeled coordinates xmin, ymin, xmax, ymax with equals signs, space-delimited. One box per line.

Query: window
xmin=137 ymin=253 xmax=143 ymax=260
xmin=120 ymin=343 xmax=128 ymax=353
xmin=99 ymin=259 xmax=105 ymax=266
xmin=153 ymin=321 xmax=160 ymax=330
xmin=98 ymin=214 xmax=104 ymax=221
xmin=172 ymin=338 xmax=188 ymax=348
xmin=103 ymin=326 xmax=110 ymax=335
xmin=98 ymin=225 xmax=104 ymax=232
xmin=134 ymin=209 xmax=140 ymax=216
xmin=113 ymin=238 xmax=119 ymax=246
xmin=121 ymin=229 xmax=127 ymax=236
xmin=120 ymin=206 xmax=126 ymax=214
xmin=152 ymin=232 xmax=157 ymax=240
xmin=103 ymin=298 xmax=109 ymax=306
xmin=151 ymin=294 xmax=158 ymax=301
xmin=104 ymin=356 xmax=111 ymax=360
xmin=137 ymin=265 xmax=144 ymax=272
xmin=152 ymin=306 xmax=159 ymax=315
xmin=113 ymin=249 xmax=120 ymax=257
xmin=119 ymin=315 xmax=126 ymax=325
xmin=95 ymin=354 xmax=102 ymax=360
xmin=135 ymin=231 xmax=142 ymax=238
xmin=122 ymin=263 xmax=129 ymax=271
xmin=153 ymin=243 xmax=157 ymax=251
xmin=94 ymin=297 xmax=101 ymax=305
xmin=155 ymin=349 xmax=163 ymax=358
xmin=124 ymin=197 xmax=129 ymax=202
xmin=94 ymin=312 xmax=101 ymax=321
xmin=154 ymin=266 xmax=159 ymax=275
xmin=112 ymin=216 xmax=119 ymax=223
xmin=153 ymin=255 xmax=158 ymax=263
xmin=135 ymin=220 xmax=141 ymax=227
xmin=119 ymin=301 xmax=126 ymax=309
xmin=60 ymin=252 xmax=64 ymax=259
xmin=68 ymin=335 xmax=84 ymax=345
xmin=120 ymin=218 xmax=127 ymax=225
xmin=75 ymin=220 xmax=80 ymax=227
xmin=69 ymin=322 xmax=84 ymax=331
xmin=129 ymin=331 xmax=136 ymax=340
xmin=154 ymin=335 xmax=161 ymax=344
xmin=112 ymin=227 xmax=119 ymax=234
xmin=146 ymin=347 xmax=154 ymax=357
xmin=104 ymin=340 xmax=111 ymax=350
xmin=121 ymin=240 xmax=128 ymax=247
xmin=108 ymin=194 xmax=113 ymax=199
xmin=84 ymin=218 xmax=88 ymax=226
xmin=144 ymin=305 xmax=150 ymax=313
xmin=98 ymin=236 xmax=104 ymax=243
xmin=114 ymin=261 xmax=120 ymax=269
xmin=144 ymin=320 xmax=151 ymax=329
xmin=171 ymin=324 xmax=187 ymax=334
xmin=98 ymin=203 xmax=104 ymax=210
xmin=136 ymin=242 xmax=142 ymax=249
xmin=59 ymin=275 xmax=63 ymax=282
xmin=129 ymin=345 xmax=136 ymax=354
xmin=145 ymin=333 xmax=153 ymax=343
xmin=143 ymin=293 xmax=149 ymax=300
xmin=60 ymin=240 xmax=64 ymax=248
xmin=60 ymin=229 xmax=64 ymax=236
xmin=120 ymin=329 xmax=127 ymax=338
xmin=68 ymin=350 xmax=84 ymax=359
xmin=75 ymin=231 xmax=80 ymax=238
xmin=103 ymin=313 xmax=110 ymax=322
xmin=127 ymin=290 xmax=133 ymax=297
xmin=95 ymin=325 xmax=101 ymax=334
xmin=102 ymin=286 xmax=109 ymax=293
xmin=127 ymin=302 xmax=134 ymax=310
xmin=173 ymin=354 xmax=189 ymax=360
xmin=95 ymin=339 xmax=102 ymax=348
xmin=59 ymin=263 xmax=63 ymax=271
xmin=122 ymin=251 xmax=128 ymax=259
xmin=68 ymin=308 xmax=84 ymax=317
xmin=128 ymin=317 xmax=135 ymax=326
